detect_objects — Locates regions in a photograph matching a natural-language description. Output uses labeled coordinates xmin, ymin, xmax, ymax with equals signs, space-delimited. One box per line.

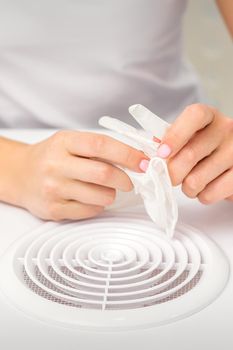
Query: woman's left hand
xmin=156 ymin=104 xmax=233 ymax=204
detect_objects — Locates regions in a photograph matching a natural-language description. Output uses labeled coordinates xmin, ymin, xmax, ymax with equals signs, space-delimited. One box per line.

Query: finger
xmin=63 ymin=155 xmax=133 ymax=192
xmin=51 ymin=200 xmax=104 ymax=221
xmin=226 ymin=195 xmax=233 ymax=201
xmin=60 ymin=179 xmax=116 ymax=207
xmin=197 ymin=167 xmax=233 ymax=205
xmin=157 ymin=104 xmax=215 ymax=159
xmin=182 ymin=140 xmax=233 ymax=198
xmin=168 ymin=120 xmax=224 ymax=186
xmin=65 ymin=131 xmax=147 ymax=172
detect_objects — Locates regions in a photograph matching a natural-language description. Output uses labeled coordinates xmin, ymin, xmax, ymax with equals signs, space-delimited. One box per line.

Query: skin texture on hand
xmin=0 ymin=131 xmax=147 ymax=221
xmin=157 ymin=104 xmax=233 ymax=205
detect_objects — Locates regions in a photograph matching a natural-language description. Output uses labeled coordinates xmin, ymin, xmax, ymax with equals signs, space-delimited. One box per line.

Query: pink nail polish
xmin=139 ymin=159 xmax=149 ymax=172
xmin=157 ymin=144 xmax=171 ymax=158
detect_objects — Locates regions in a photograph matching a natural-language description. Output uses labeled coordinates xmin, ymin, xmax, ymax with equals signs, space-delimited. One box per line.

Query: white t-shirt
xmin=0 ymin=0 xmax=202 ymax=128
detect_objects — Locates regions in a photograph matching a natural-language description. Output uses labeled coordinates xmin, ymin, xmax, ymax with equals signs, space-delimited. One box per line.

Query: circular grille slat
xmin=0 ymin=213 xmax=229 ymax=330
xmin=20 ymin=218 xmax=203 ymax=309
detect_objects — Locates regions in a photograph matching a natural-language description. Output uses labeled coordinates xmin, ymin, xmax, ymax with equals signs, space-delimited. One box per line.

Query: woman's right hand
xmin=9 ymin=130 xmax=147 ymax=221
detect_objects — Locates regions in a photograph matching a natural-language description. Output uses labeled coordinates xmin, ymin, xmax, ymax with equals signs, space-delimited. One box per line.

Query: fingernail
xmin=139 ymin=159 xmax=149 ymax=172
xmin=153 ymin=136 xmax=161 ymax=143
xmin=157 ymin=144 xmax=171 ymax=158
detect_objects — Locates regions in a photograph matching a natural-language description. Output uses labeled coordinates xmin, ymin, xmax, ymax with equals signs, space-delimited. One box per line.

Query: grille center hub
xmin=101 ymin=249 xmax=124 ymax=263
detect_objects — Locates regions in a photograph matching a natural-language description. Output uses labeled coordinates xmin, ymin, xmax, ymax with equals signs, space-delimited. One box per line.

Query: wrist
xmin=0 ymin=137 xmax=30 ymax=208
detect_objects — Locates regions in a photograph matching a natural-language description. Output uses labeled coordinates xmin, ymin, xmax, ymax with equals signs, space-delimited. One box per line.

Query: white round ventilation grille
xmin=0 ymin=213 xmax=229 ymax=331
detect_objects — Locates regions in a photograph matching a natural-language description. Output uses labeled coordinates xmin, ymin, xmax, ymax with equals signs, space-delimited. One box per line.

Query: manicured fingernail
xmin=157 ymin=144 xmax=171 ymax=158
xmin=153 ymin=136 xmax=161 ymax=143
xmin=139 ymin=159 xmax=149 ymax=172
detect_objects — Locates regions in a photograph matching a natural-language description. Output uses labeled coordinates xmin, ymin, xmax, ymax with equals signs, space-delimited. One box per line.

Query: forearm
xmin=0 ymin=136 xmax=29 ymax=206
xmin=216 ymin=0 xmax=233 ymax=37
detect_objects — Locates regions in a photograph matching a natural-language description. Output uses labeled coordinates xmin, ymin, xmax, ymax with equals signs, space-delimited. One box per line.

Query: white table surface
xmin=0 ymin=129 xmax=233 ymax=350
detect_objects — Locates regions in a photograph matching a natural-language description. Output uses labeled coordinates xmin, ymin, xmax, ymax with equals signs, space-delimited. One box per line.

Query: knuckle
xmin=185 ymin=104 xmax=204 ymax=117
xmin=91 ymin=134 xmax=106 ymax=154
xmin=185 ymin=104 xmax=211 ymax=124
xmin=42 ymin=178 xmax=60 ymax=199
xmin=46 ymin=130 xmax=69 ymax=155
xmin=184 ymin=174 xmax=198 ymax=190
xmin=51 ymin=130 xmax=67 ymax=143
xmin=182 ymin=174 xmax=199 ymax=197
xmin=42 ymin=132 xmax=68 ymax=164
xmin=165 ymin=127 xmax=180 ymax=144
xmin=47 ymin=203 xmax=63 ymax=221
xmin=122 ymin=149 xmax=135 ymax=167
xmin=183 ymin=146 xmax=196 ymax=163
xmin=198 ymin=191 xmax=213 ymax=205
xmin=41 ymin=158 xmax=57 ymax=176
xmin=103 ymin=189 xmax=116 ymax=206
xmin=227 ymin=194 xmax=233 ymax=201
xmin=95 ymin=163 xmax=113 ymax=184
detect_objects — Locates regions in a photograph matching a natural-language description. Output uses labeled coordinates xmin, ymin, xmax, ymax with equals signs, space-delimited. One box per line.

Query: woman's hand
xmin=157 ymin=104 xmax=233 ymax=204
xmin=0 ymin=131 xmax=147 ymax=220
